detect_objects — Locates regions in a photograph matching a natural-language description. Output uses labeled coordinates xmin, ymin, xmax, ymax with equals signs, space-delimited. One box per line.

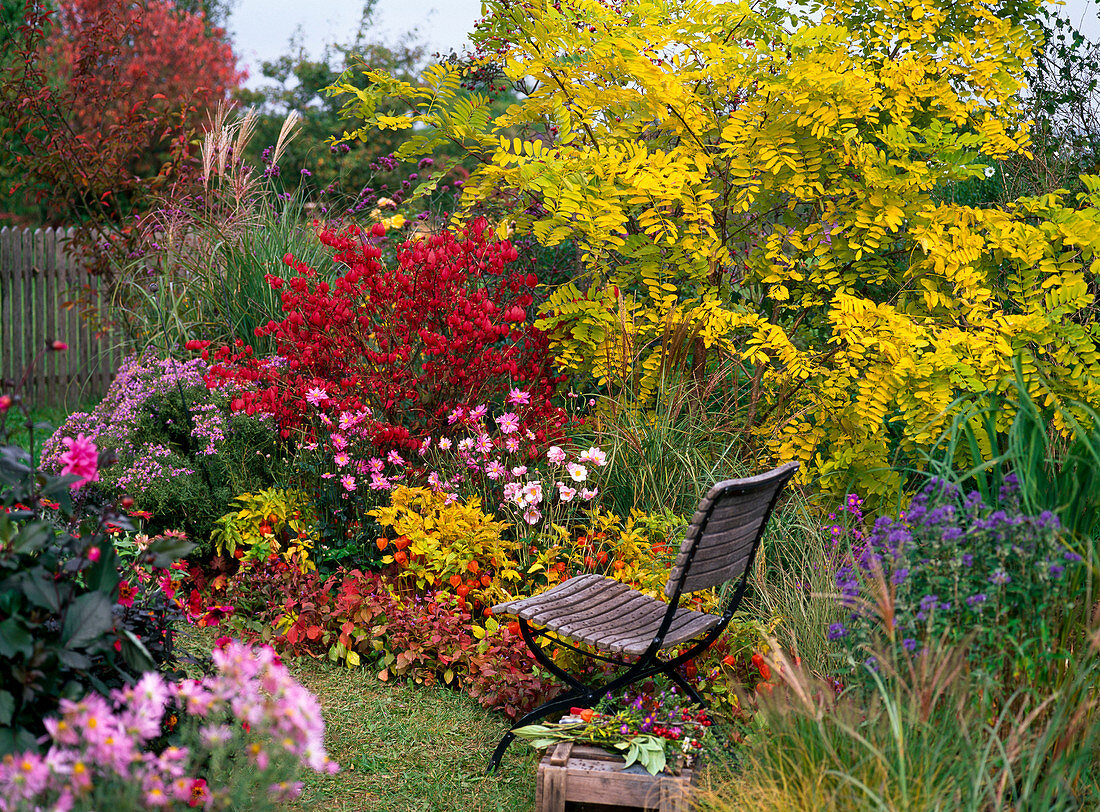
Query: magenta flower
xmin=495 ymin=412 xmax=520 ymax=435
xmin=59 ymin=433 xmax=99 ymax=489
xmin=506 ymin=388 xmax=531 ymax=406
xmin=340 ymin=475 xmax=356 ymax=492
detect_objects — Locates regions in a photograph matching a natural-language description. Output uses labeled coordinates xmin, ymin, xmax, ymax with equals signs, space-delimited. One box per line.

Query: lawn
xmin=286 ymin=658 xmax=537 ymax=812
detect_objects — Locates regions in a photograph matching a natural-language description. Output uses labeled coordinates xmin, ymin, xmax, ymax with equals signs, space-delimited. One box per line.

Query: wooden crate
xmin=536 ymin=741 xmax=697 ymax=812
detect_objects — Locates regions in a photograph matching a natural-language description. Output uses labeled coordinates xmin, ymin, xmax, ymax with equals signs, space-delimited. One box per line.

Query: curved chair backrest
xmin=664 ymin=462 xmax=800 ymax=600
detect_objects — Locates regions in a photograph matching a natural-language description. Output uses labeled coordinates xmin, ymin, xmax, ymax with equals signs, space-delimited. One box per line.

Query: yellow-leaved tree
xmin=330 ymin=0 xmax=1100 ymax=497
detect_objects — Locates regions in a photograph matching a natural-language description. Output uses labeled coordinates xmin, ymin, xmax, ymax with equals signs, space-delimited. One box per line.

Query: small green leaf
xmin=57 ymin=648 xmax=92 ymax=670
xmin=119 ymin=629 xmax=155 ymax=673
xmin=84 ymin=547 xmax=121 ymax=594
xmin=0 ymin=691 xmax=13 ymax=726
xmin=12 ymin=523 xmax=52 ymax=554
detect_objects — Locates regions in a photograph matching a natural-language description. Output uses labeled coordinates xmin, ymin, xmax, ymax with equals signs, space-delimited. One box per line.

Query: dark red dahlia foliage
xmin=204 ymin=218 xmax=566 ymax=450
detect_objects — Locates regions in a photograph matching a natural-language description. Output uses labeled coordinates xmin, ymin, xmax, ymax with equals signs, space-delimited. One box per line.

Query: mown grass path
xmin=286 ymin=656 xmax=537 ymax=811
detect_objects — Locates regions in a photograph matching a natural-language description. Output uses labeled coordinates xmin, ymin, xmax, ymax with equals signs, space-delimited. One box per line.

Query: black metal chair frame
xmin=487 ymin=462 xmax=799 ymax=772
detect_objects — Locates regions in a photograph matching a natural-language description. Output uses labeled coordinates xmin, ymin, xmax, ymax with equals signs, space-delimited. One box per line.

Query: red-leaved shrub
xmin=204 ymin=219 xmax=566 ymax=453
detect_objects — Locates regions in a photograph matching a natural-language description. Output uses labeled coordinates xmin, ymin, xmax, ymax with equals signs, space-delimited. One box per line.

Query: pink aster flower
xmin=485 ymin=460 xmax=506 ymax=480
xmin=581 ymin=487 xmax=598 ymax=500
xmin=468 ymin=404 xmax=488 ymax=421
xmin=557 ymin=482 xmax=577 ymax=502
xmin=475 ymin=433 xmax=494 ymax=454
xmin=511 ymin=465 xmax=528 ymax=477
xmin=438 ymin=437 xmax=453 ymax=450
xmin=333 ymin=452 xmax=350 ymax=468
xmin=340 ymin=475 xmax=356 ymax=492
xmin=495 ymin=412 xmax=520 ymax=434
xmin=419 ymin=437 xmax=432 ymax=455
xmin=387 ymin=450 xmax=405 ymax=467
xmin=447 ymin=407 xmax=464 ymax=425
xmin=59 ymin=434 xmax=99 ymax=489
xmin=331 ymin=433 xmax=348 ymax=451
xmin=547 ymin=446 xmax=566 ymax=465
xmin=506 ymin=388 xmax=531 ymax=406
xmin=504 ymin=436 xmax=520 ymax=453
xmin=305 ymin=387 xmax=327 ymax=406
xmin=369 ymin=473 xmax=391 ymax=491
xmin=368 ymin=457 xmax=384 ymax=474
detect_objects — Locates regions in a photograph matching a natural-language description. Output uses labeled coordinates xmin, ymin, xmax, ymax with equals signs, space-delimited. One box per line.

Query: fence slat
xmin=0 ymin=227 xmax=12 ymax=386
xmin=44 ymin=228 xmax=59 ymax=406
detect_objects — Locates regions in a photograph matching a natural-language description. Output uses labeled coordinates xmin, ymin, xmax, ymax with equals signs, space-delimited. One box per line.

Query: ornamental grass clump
xmin=699 ymin=630 xmax=1100 ymax=811
xmin=0 ymin=640 xmax=338 ymax=811
xmin=829 ymin=477 xmax=1087 ymax=695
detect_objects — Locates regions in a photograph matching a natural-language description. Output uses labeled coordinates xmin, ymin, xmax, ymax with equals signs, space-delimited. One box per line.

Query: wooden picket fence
xmin=0 ymin=226 xmax=128 ymax=408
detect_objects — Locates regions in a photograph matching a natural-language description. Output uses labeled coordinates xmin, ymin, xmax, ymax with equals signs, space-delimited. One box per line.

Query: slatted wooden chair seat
xmin=494 ymin=573 xmax=721 ymax=656
xmin=487 ymin=461 xmax=800 ymax=773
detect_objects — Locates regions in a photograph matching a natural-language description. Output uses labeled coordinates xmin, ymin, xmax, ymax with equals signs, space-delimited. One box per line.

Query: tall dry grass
xmin=114 ymin=106 xmax=338 ymax=353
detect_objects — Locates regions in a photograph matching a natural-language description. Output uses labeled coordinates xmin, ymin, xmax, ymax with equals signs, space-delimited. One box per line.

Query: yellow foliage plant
xmin=525 ymin=507 xmax=720 ymax=612
xmin=211 ymin=488 xmax=319 ymax=572
xmin=369 ymin=486 xmax=523 ymax=610
xmin=330 ymin=0 xmax=1100 ymax=499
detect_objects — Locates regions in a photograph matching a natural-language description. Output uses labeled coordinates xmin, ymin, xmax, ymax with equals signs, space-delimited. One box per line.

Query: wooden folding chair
xmin=487 ymin=461 xmax=800 ymax=772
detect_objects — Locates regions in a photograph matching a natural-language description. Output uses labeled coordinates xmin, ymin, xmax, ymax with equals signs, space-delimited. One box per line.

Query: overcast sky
xmin=229 ymin=0 xmax=1100 ymax=86
xmin=230 ymin=0 xmax=483 ymax=84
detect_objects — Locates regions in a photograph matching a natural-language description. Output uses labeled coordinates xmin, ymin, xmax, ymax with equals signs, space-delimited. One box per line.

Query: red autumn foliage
xmin=0 ymin=0 xmax=242 ymax=271
xmin=218 ymin=560 xmax=559 ymax=719
xmin=47 ymin=0 xmax=243 ymax=136
xmin=204 ymin=219 xmax=567 ymax=451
